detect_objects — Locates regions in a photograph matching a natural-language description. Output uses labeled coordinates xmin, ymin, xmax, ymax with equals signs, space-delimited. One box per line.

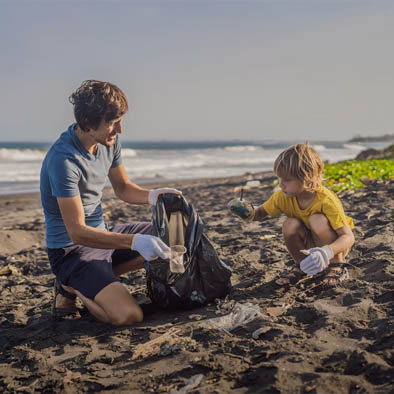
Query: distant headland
xmin=348 ymin=133 xmax=394 ymax=143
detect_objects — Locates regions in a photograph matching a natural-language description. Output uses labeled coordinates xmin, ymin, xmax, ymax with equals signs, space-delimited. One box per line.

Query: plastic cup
xmin=228 ymin=198 xmax=254 ymax=220
xmin=170 ymin=245 xmax=187 ymax=273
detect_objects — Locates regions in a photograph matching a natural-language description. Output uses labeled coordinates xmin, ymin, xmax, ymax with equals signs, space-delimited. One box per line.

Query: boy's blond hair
xmin=274 ymin=144 xmax=324 ymax=192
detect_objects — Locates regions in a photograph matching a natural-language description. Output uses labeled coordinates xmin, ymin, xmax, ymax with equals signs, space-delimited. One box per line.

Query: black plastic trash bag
xmin=145 ymin=193 xmax=232 ymax=310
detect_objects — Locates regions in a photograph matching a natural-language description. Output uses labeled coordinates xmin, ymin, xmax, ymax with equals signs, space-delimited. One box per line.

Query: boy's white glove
xmin=131 ymin=234 xmax=170 ymax=261
xmin=300 ymin=245 xmax=334 ymax=275
xmin=149 ymin=188 xmax=182 ymax=206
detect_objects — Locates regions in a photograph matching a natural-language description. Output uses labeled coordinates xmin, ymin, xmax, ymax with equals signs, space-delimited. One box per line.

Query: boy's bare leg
xmin=309 ymin=213 xmax=344 ymax=262
xmin=277 ymin=218 xmax=310 ymax=285
xmin=282 ymin=217 xmax=310 ymax=265
xmin=309 ymin=213 xmax=349 ymax=285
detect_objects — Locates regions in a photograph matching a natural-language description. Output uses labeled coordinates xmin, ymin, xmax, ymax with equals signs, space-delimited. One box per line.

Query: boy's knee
xmin=282 ymin=217 xmax=304 ymax=236
xmin=309 ymin=214 xmax=331 ymax=235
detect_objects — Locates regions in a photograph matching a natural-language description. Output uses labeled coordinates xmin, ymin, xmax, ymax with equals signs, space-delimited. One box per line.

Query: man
xmin=40 ymin=80 xmax=180 ymax=326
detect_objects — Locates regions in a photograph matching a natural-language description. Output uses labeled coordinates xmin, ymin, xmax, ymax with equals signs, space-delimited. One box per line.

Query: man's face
xmin=91 ymin=116 xmax=124 ymax=147
xmin=278 ymin=175 xmax=305 ymax=197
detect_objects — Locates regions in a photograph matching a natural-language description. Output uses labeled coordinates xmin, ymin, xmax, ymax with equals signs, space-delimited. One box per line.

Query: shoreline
xmin=0 ymin=170 xmax=274 ymax=201
xmin=2 ymin=139 xmax=392 ymax=198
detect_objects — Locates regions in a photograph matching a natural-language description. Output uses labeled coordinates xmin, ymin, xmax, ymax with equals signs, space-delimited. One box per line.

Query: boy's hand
xmin=242 ymin=210 xmax=255 ymax=223
xmin=299 ymin=245 xmax=334 ymax=275
xmin=228 ymin=199 xmax=255 ymax=222
xmin=149 ymin=188 xmax=182 ymax=206
xmin=131 ymin=234 xmax=171 ymax=261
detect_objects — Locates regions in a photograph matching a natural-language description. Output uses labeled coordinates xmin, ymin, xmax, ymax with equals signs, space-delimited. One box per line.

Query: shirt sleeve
xmin=263 ymin=190 xmax=284 ymax=217
xmin=111 ymin=136 xmax=122 ymax=168
xmin=49 ymin=155 xmax=81 ymax=198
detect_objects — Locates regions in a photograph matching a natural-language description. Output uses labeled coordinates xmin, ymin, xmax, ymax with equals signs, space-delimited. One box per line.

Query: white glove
xmin=300 ymin=245 xmax=334 ymax=275
xmin=148 ymin=188 xmax=182 ymax=206
xmin=131 ymin=234 xmax=170 ymax=261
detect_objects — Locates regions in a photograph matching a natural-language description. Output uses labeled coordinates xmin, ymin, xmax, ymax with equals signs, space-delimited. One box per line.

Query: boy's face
xmin=278 ymin=176 xmax=305 ymax=197
xmin=90 ymin=116 xmax=124 ymax=147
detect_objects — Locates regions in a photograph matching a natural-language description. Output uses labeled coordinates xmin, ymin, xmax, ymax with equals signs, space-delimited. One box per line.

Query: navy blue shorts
xmin=47 ymin=222 xmax=153 ymax=299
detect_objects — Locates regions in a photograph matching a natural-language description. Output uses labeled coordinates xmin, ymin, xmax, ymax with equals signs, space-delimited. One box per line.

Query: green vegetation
xmin=324 ymin=159 xmax=394 ymax=192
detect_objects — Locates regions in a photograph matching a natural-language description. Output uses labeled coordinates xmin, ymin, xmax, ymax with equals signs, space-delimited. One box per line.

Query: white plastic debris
xmin=200 ymin=302 xmax=264 ymax=332
xmin=170 ymin=374 xmax=204 ymax=394
xmin=245 ymin=180 xmax=261 ymax=187
xmin=252 ymin=327 xmax=271 ymax=339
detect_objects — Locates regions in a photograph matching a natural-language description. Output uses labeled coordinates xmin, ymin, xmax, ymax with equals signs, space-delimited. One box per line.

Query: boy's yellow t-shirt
xmin=263 ymin=185 xmax=354 ymax=230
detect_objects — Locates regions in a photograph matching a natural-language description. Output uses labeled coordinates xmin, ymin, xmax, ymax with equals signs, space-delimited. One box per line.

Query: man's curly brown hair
xmin=274 ymin=144 xmax=324 ymax=192
xmin=69 ymin=80 xmax=129 ymax=132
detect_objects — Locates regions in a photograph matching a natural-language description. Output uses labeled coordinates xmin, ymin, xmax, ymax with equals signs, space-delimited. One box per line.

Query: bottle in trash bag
xmin=169 ymin=245 xmax=187 ymax=273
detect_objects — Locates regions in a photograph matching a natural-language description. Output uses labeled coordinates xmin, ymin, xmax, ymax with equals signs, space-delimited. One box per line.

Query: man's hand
xmin=149 ymin=188 xmax=182 ymax=206
xmin=300 ymin=245 xmax=334 ymax=275
xmin=131 ymin=234 xmax=170 ymax=261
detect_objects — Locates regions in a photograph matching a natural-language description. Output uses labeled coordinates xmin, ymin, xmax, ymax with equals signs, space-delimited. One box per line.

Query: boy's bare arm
xmin=329 ymin=224 xmax=355 ymax=256
xmin=252 ymin=205 xmax=269 ymax=221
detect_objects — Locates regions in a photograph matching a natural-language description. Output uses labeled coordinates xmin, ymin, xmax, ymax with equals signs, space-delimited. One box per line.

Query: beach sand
xmin=0 ymin=173 xmax=393 ymax=393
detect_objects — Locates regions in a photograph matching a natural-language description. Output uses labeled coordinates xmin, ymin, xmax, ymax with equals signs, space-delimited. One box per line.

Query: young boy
xmin=231 ymin=144 xmax=355 ymax=286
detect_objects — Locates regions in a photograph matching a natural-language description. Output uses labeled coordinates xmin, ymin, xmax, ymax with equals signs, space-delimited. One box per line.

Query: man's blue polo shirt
xmin=40 ymin=124 xmax=122 ymax=248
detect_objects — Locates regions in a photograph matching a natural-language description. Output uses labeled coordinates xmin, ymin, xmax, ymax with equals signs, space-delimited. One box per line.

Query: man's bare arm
xmin=57 ymin=195 xmax=133 ymax=249
xmin=108 ymin=164 xmax=150 ymax=204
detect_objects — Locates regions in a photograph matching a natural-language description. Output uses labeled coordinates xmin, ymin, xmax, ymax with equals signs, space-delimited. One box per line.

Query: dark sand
xmin=0 ymin=173 xmax=393 ymax=393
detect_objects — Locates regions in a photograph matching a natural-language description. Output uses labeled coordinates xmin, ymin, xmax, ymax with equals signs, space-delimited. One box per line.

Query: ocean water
xmin=0 ymin=139 xmax=388 ymax=196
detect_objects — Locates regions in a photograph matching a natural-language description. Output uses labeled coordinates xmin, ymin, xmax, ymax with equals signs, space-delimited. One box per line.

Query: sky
xmin=1 ymin=0 xmax=394 ymax=142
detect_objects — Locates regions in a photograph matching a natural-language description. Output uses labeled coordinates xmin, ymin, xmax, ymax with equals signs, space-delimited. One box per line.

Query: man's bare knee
xmin=94 ymin=282 xmax=143 ymax=326
xmin=111 ymin=306 xmax=143 ymax=326
xmin=282 ymin=217 xmax=304 ymax=237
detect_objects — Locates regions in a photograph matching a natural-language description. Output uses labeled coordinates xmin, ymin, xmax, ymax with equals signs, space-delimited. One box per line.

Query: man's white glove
xmin=149 ymin=188 xmax=182 ymax=206
xmin=131 ymin=234 xmax=170 ymax=261
xmin=300 ymin=245 xmax=334 ymax=275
